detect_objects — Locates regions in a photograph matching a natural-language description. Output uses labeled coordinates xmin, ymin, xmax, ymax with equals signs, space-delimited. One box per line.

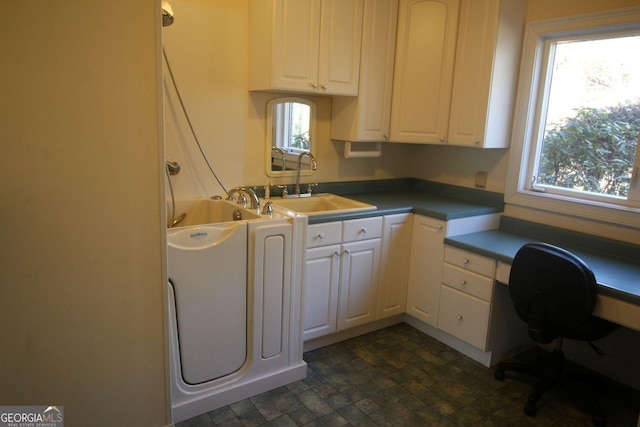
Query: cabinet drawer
xmin=342 ymin=217 xmax=382 ymax=242
xmin=442 ymin=263 xmax=494 ymax=302
xmin=437 ymin=285 xmax=490 ymax=351
xmin=444 ymin=246 xmax=495 ymax=277
xmin=307 ymin=222 xmax=342 ymax=248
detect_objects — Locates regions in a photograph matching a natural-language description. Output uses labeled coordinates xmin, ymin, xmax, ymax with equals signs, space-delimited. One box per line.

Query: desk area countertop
xmin=445 ymin=216 xmax=640 ymax=331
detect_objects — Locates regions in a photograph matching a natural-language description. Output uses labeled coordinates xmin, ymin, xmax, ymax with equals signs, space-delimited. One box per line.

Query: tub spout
xmin=170 ymin=212 xmax=187 ymax=228
xmin=226 ymin=187 xmax=260 ymax=210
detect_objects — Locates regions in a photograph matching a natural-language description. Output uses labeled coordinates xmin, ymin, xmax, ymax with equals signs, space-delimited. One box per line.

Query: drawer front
xmin=444 ymin=246 xmax=495 ymax=277
xmin=307 ymin=222 xmax=342 ymax=248
xmin=342 ymin=217 xmax=382 ymax=242
xmin=437 ymin=285 xmax=490 ymax=351
xmin=442 ymin=263 xmax=494 ymax=302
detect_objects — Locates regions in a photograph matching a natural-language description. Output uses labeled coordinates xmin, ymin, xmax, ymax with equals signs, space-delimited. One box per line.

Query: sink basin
xmin=271 ymin=194 xmax=376 ymax=216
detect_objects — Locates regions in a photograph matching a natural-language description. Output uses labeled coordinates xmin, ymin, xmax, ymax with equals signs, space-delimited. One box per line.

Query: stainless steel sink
xmin=270 ymin=194 xmax=376 ymax=216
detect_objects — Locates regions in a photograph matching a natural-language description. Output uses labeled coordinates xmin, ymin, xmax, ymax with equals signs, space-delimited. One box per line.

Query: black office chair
xmin=494 ymin=243 xmax=618 ymax=426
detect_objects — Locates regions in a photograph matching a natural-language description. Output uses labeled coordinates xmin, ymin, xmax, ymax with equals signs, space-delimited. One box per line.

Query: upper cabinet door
xmin=318 ymin=0 xmax=364 ymax=95
xmin=389 ymin=0 xmax=460 ymax=144
xmin=331 ymin=0 xmax=399 ymax=142
xmin=447 ymin=0 xmax=526 ymax=148
xmin=273 ymin=0 xmax=322 ymax=93
xmin=249 ymin=0 xmax=363 ymax=96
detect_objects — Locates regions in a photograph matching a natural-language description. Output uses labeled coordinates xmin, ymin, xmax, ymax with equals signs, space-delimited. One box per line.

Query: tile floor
xmin=176 ymin=323 xmax=639 ymax=426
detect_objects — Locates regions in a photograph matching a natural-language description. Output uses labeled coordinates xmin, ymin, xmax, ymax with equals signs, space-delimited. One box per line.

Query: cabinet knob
xmin=460 ymin=279 xmax=467 ymax=286
xmin=383 ymin=134 xmax=389 ymax=140
xmin=333 ymin=251 xmax=340 ymax=257
xmin=463 ymin=258 xmax=470 ymax=265
xmin=360 ymin=227 xmax=367 ymax=234
xmin=474 ymin=139 xmax=480 ymax=145
xmin=310 ymin=83 xmax=317 ymax=89
xmin=344 ymin=249 xmax=350 ymax=255
xmin=318 ymin=232 xmax=325 ymax=240
xmin=320 ymin=84 xmax=327 ymax=91
xmin=457 ymin=314 xmax=463 ymax=321
xmin=439 ymin=137 xmax=446 ymax=144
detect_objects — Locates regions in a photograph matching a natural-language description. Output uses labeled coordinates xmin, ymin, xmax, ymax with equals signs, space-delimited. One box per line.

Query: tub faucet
xmin=294 ymin=152 xmax=317 ymax=196
xmin=226 ymin=187 xmax=260 ymax=210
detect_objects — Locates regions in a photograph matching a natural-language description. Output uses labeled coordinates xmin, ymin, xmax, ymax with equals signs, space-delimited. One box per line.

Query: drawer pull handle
xmin=457 ymin=314 xmax=463 ymax=321
xmin=463 ymin=258 xmax=470 ymax=265
xmin=460 ymin=280 xmax=467 ymax=286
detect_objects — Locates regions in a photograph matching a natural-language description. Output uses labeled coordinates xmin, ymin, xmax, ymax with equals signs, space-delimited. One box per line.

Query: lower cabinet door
xmin=303 ymin=244 xmax=341 ymax=340
xmin=437 ymin=285 xmax=490 ymax=350
xmin=337 ymin=238 xmax=381 ymax=331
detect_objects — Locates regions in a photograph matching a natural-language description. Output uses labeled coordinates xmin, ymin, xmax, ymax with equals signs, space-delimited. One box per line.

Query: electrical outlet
xmin=475 ymin=171 xmax=488 ymax=188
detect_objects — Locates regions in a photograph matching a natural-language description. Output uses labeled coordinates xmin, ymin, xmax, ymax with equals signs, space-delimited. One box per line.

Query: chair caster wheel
xmin=494 ymin=369 xmax=505 ymax=381
xmin=524 ymin=402 xmax=537 ymax=417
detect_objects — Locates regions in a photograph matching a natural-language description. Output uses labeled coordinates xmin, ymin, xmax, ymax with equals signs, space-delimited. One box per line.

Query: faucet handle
xmin=262 ymin=201 xmax=274 ymax=215
xmin=306 ymin=183 xmax=319 ymax=194
xmin=236 ymin=193 xmax=248 ymax=207
xmin=275 ymin=184 xmax=288 ymax=198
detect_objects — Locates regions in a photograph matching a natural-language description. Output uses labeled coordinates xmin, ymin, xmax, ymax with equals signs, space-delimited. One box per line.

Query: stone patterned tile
xmin=249 ymin=387 xmax=303 ymax=421
xmin=176 ymin=323 xmax=640 ymax=427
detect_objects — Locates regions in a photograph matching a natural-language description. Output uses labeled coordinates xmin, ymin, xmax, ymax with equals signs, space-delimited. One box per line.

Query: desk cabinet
xmin=438 ymin=247 xmax=496 ymax=350
xmin=249 ymin=0 xmax=364 ymax=95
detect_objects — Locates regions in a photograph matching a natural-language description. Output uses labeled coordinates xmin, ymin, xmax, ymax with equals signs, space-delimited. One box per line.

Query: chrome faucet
xmin=294 ymin=152 xmax=317 ymax=196
xmin=271 ymin=146 xmax=287 ymax=171
xmin=226 ymin=186 xmax=260 ymax=210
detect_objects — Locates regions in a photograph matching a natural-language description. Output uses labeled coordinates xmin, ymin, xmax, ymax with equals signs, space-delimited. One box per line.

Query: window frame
xmin=505 ymin=6 xmax=640 ymax=229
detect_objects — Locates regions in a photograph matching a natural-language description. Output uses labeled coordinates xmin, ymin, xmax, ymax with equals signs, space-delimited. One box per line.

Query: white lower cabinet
xmin=405 ymin=215 xmax=446 ymax=326
xmin=437 ymin=246 xmax=496 ymax=350
xmin=303 ymin=244 xmax=341 ymax=340
xmin=337 ymin=237 xmax=381 ymax=330
xmin=405 ymin=213 xmax=500 ymax=328
xmin=302 ymin=217 xmax=382 ymax=340
xmin=376 ymin=213 xmax=413 ymax=318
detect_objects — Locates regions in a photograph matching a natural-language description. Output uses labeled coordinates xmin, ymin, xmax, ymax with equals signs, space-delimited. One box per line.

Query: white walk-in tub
xmin=166 ymin=199 xmax=307 ymax=423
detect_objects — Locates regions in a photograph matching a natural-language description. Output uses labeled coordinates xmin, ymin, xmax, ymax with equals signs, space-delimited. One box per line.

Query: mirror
xmin=266 ymin=97 xmax=317 ymax=177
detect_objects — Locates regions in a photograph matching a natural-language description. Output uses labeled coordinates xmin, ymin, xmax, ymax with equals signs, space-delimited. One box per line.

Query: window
xmin=506 ymin=7 xmax=640 ymax=228
xmin=273 ymin=101 xmax=311 ymax=152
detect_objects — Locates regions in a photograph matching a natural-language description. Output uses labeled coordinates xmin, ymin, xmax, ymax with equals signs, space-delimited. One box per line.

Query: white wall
xmin=410 ymin=146 xmax=510 ymax=193
xmin=163 ymin=0 xmax=411 ymax=203
xmin=163 ymin=0 xmax=247 ymax=201
xmin=0 ymin=1 xmax=167 ymax=426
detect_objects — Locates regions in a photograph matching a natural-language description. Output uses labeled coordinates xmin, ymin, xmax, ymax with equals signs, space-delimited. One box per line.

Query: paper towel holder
xmin=344 ymin=141 xmax=382 ymax=159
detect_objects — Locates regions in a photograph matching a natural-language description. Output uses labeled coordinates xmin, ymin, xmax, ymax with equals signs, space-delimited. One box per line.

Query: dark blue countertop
xmin=298 ymin=179 xmax=504 ymax=224
xmin=445 ymin=217 xmax=640 ymax=306
xmin=266 ymin=179 xmax=639 ymax=306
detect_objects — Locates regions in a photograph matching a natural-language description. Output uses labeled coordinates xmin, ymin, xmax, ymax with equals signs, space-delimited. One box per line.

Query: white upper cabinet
xmin=389 ymin=0 xmax=459 ymax=144
xmin=330 ymin=0 xmax=399 ymax=142
xmin=447 ymin=0 xmax=527 ymax=148
xmin=249 ymin=0 xmax=364 ymax=96
xmin=389 ymin=0 xmax=525 ymax=147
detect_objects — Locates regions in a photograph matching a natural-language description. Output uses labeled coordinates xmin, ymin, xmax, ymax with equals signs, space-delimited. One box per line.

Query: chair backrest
xmin=509 ymin=243 xmax=598 ymax=343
